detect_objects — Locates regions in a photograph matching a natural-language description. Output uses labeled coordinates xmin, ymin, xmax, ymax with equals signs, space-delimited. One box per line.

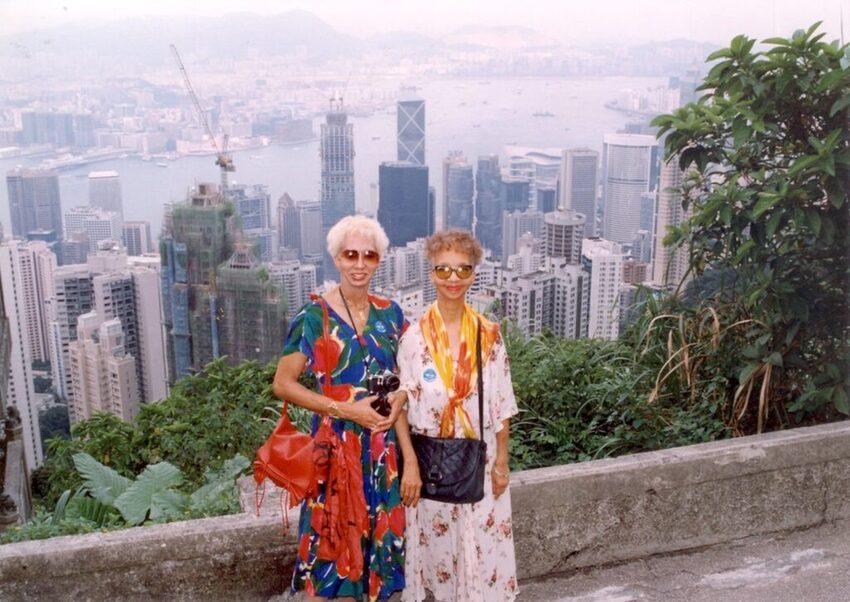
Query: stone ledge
xmin=0 ymin=420 xmax=848 ymax=600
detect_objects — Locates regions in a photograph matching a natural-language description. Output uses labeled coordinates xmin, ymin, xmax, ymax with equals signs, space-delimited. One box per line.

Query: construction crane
xmin=170 ymin=44 xmax=235 ymax=199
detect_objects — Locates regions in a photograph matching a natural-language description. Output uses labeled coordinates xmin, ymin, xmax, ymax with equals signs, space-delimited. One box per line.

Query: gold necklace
xmin=340 ymin=289 xmax=370 ymax=323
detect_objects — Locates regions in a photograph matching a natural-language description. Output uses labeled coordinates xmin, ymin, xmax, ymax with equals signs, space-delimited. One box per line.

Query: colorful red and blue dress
xmin=282 ymin=294 xmax=408 ymax=601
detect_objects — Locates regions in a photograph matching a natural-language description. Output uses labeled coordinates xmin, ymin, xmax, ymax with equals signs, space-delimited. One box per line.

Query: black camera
xmin=367 ymin=371 xmax=400 ymax=417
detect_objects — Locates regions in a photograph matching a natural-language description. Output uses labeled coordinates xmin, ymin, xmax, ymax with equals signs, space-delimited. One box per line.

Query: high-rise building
xmin=297 ymin=200 xmax=324 ymax=267
xmin=582 ymin=237 xmax=624 ymax=340
xmin=560 ymin=148 xmax=599 ymax=237
xmin=267 ymin=260 xmax=317 ymax=316
xmin=160 ymin=184 xmax=236 ymax=383
xmin=230 ymin=183 xmax=271 ymax=231
xmin=68 ymin=313 xmax=140 ymax=423
xmin=537 ymin=182 xmax=557 ymax=215
xmin=122 ymin=221 xmax=153 ymax=256
xmin=501 ymin=175 xmax=531 ymax=215
xmin=601 ymin=134 xmax=658 ymax=245
xmin=0 ymin=242 xmax=44 ymax=468
xmin=50 ymin=264 xmax=94 ymax=415
xmin=544 ymin=209 xmax=585 ymax=264
xmin=653 ymin=155 xmax=691 ymax=290
xmin=88 ymin=171 xmax=123 ymax=218
xmin=277 ymin=193 xmax=301 ymax=257
xmin=377 ymin=162 xmax=434 ymax=248
xmin=212 ymin=243 xmax=287 ymax=364
xmin=474 ymin=156 xmax=502 ymax=257
xmin=501 ymin=209 xmax=543 ymax=261
xmin=320 ymin=102 xmax=355 ymax=281
xmin=443 ymin=152 xmax=474 ymax=231
xmin=505 ymin=146 xmax=561 ymax=212
xmin=6 ymin=169 xmax=63 ymax=240
xmin=397 ymin=88 xmax=425 ymax=166
xmin=20 ymin=111 xmax=75 ymax=146
xmin=64 ymin=206 xmax=123 ymax=252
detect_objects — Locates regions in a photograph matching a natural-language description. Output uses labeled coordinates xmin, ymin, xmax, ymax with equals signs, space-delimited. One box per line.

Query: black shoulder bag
xmin=410 ymin=319 xmax=486 ymax=504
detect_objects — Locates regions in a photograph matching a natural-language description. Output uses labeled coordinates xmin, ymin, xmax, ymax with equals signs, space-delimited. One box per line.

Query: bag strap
xmin=317 ymin=297 xmax=334 ymax=397
xmin=476 ymin=319 xmax=484 ymax=441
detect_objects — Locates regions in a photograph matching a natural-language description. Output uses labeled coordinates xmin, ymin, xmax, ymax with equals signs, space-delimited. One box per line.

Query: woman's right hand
xmin=339 ymin=395 xmax=390 ymax=431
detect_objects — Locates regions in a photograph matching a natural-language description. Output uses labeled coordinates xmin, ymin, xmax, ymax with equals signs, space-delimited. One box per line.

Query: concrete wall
xmin=1 ymin=421 xmax=849 ymax=600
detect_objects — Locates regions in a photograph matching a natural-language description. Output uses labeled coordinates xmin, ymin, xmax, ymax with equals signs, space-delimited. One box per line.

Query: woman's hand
xmin=400 ymin=459 xmax=422 ymax=507
xmin=340 ymin=395 xmax=390 ymax=431
xmin=491 ymin=462 xmax=510 ymax=499
xmin=384 ymin=390 xmax=408 ymax=426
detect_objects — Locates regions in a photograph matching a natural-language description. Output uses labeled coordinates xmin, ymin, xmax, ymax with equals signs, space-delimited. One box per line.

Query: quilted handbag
xmin=411 ymin=320 xmax=487 ymax=504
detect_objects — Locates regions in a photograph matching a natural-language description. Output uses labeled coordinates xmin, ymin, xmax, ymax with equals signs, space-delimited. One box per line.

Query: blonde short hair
xmin=425 ymin=229 xmax=483 ymax=265
xmin=326 ymin=215 xmax=390 ymax=257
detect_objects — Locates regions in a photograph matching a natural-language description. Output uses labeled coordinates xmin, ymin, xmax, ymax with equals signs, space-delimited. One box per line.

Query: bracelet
xmin=493 ymin=467 xmax=509 ymax=478
xmin=327 ymin=401 xmax=340 ymax=417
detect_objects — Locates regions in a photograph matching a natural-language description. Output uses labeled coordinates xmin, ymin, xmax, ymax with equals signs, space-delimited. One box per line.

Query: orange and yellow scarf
xmin=420 ymin=303 xmax=499 ymax=438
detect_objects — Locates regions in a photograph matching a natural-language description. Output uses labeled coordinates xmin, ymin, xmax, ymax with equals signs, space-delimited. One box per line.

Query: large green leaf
xmin=150 ymin=490 xmax=189 ymax=522
xmin=72 ymin=452 xmax=133 ymax=506
xmin=66 ymin=496 xmax=115 ymax=527
xmin=113 ymin=462 xmax=183 ymax=526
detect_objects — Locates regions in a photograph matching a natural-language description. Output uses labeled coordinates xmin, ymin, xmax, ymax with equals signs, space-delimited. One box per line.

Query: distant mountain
xmin=443 ymin=25 xmax=559 ymax=49
xmin=0 ymin=10 xmax=360 ymax=67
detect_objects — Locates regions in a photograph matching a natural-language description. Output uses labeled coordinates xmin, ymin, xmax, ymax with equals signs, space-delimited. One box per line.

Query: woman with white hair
xmin=273 ymin=215 xmax=419 ymax=601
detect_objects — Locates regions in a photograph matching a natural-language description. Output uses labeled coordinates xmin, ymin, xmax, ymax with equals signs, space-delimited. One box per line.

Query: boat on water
xmin=156 ymin=162 xmax=168 ymax=168
xmin=533 ymin=111 xmax=556 ymax=117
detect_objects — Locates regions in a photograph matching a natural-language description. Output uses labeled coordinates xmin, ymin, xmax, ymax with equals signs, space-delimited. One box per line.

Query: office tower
xmin=267 ymin=260 xmax=317 ymax=316
xmin=506 ymin=146 xmax=561 ymax=211
xmin=653 ymin=155 xmax=691 ymax=290
xmin=631 ymin=229 xmax=653 ymax=265
xmin=6 ymin=169 xmax=63 ymax=239
xmin=560 ymin=148 xmax=599 ymax=237
xmin=127 ymin=264 xmax=168 ymax=404
xmin=230 ymin=183 xmax=271 ymax=231
xmin=397 ymin=88 xmax=425 ymax=166
xmin=88 ymin=171 xmax=124 ymax=218
xmin=582 ymin=238 xmax=624 ymax=341
xmin=601 ymin=134 xmax=658 ymax=245
xmin=320 ymin=101 xmax=355 ymax=281
xmin=61 ymin=232 xmax=90 ymax=266
xmin=160 ymin=184 xmax=236 ymax=383
xmin=443 ymin=152 xmax=474 ymax=231
xmin=122 ymin=221 xmax=153 ymax=256
xmin=474 ymin=155 xmax=501 ymax=257
xmin=377 ymin=162 xmax=433 ymax=248
xmin=501 ymin=209 xmax=544 ymax=261
xmin=297 ymin=200 xmax=324 ymax=266
xmin=50 ymin=265 xmax=94 ymax=415
xmin=68 ymin=314 xmax=140 ymax=423
xmin=212 ymin=243 xmax=287 ymax=364
xmin=544 ymin=209 xmax=585 ymax=264
xmin=622 ymin=259 xmax=649 ymax=284
xmin=19 ymin=111 xmax=75 ymax=146
xmin=537 ymin=183 xmax=557 ymax=214
xmin=64 ymin=206 xmax=123 ymax=253
xmin=277 ymin=193 xmax=301 ymax=256
xmin=501 ymin=175 xmax=531 ymax=214
xmin=0 ymin=243 xmax=44 ymax=468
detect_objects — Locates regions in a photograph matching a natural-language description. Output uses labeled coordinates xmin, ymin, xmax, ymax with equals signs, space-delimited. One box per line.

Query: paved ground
xmin=518 ymin=519 xmax=850 ymax=602
xmin=269 ymin=520 xmax=850 ymax=601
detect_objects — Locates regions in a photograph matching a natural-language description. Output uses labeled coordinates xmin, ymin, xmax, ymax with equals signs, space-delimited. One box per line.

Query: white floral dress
xmin=398 ymin=321 xmax=519 ymax=602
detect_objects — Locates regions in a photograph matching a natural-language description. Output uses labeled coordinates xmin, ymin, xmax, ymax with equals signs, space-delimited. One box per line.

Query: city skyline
xmin=1 ymin=0 xmax=846 ymax=45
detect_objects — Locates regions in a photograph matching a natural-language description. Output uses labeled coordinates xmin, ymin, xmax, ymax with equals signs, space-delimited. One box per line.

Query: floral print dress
xmin=397 ymin=321 xmax=520 ymax=602
xmin=283 ymin=295 xmax=407 ymax=601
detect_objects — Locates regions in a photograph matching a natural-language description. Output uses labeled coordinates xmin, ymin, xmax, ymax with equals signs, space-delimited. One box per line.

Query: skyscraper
xmin=50 ymin=264 xmax=94 ymax=415
xmin=6 ymin=169 xmax=63 ymax=239
xmin=297 ymin=200 xmax=324 ymax=267
xmin=320 ymin=101 xmax=355 ymax=281
xmin=122 ymin=221 xmax=153 ymax=256
xmin=277 ymin=193 xmax=301 ymax=256
xmin=560 ymin=148 xmax=599 ymax=237
xmin=377 ymin=162 xmax=433 ymax=248
xmin=501 ymin=175 xmax=531 ymax=215
xmin=88 ymin=171 xmax=124 ymax=218
xmin=397 ymin=88 xmax=425 ymax=166
xmin=505 ymin=146 xmax=561 ymax=212
xmin=64 ymin=206 xmax=123 ymax=252
xmin=229 ymin=183 xmax=274 ymax=262
xmin=443 ymin=152 xmax=474 ymax=231
xmin=582 ymin=237 xmax=624 ymax=341
xmin=601 ymin=134 xmax=658 ymax=245
xmin=544 ymin=209 xmax=585 ymax=264
xmin=653 ymin=155 xmax=691 ymax=290
xmin=160 ymin=184 xmax=236 ymax=383
xmin=474 ymin=155 xmax=502 ymax=257
xmin=501 ymin=209 xmax=544 ymax=261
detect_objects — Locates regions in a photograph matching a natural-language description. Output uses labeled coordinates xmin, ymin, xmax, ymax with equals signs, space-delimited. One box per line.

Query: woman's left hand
xmin=385 ymin=390 xmax=408 ymax=426
xmin=492 ymin=463 xmax=510 ymax=499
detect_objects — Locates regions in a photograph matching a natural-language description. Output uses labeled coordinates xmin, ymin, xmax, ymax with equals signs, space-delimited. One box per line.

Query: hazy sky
xmin=1 ymin=0 xmax=848 ymax=44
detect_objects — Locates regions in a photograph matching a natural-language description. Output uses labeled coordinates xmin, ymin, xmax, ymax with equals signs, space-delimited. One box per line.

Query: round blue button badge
xmin=423 ymin=368 xmax=437 ymax=382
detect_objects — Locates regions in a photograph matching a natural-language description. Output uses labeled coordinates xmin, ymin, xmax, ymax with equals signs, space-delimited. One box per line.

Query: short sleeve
xmin=487 ymin=334 xmax=519 ymax=431
xmin=282 ymin=302 xmax=321 ymax=371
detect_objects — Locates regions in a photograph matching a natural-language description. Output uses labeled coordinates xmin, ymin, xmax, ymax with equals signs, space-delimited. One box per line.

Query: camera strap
xmin=339 ymin=287 xmax=373 ymax=375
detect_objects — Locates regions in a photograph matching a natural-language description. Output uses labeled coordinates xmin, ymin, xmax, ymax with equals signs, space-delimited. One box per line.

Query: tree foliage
xmin=651 ymin=23 xmax=850 ymax=431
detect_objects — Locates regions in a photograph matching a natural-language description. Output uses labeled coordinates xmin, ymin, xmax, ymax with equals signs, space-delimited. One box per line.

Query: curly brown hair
xmin=425 ymin=229 xmax=483 ymax=265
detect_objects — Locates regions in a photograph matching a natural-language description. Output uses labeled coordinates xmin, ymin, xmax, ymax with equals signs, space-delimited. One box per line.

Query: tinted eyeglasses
xmin=339 ymin=249 xmax=380 ymax=266
xmin=433 ymin=264 xmax=475 ymax=280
